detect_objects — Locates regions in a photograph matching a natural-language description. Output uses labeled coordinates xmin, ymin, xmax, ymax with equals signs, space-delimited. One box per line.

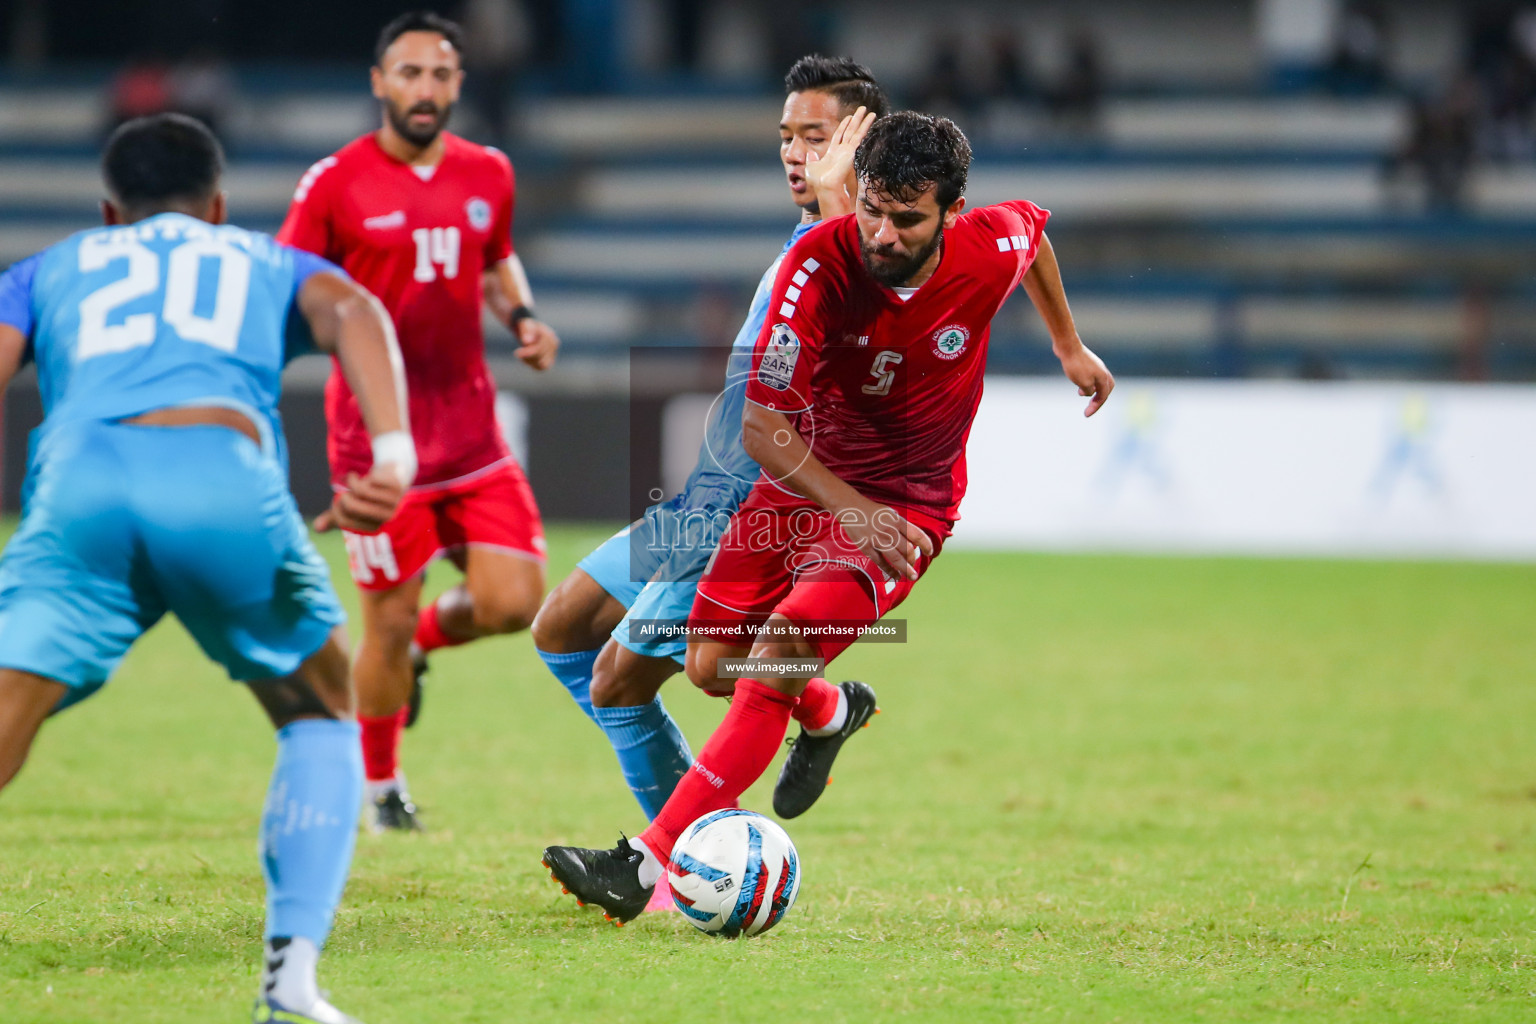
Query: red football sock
xmin=639 ymin=678 xmax=796 ymax=861
xmin=359 ymin=708 xmax=407 ymax=782
xmin=790 ymin=677 xmax=839 ymax=730
xmin=413 ymin=600 xmax=465 ymax=653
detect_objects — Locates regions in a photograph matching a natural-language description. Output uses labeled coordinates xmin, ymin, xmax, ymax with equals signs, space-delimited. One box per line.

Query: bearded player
xmin=278 ymin=11 xmax=559 ymax=831
xmin=529 ymin=57 xmax=885 ymax=910
xmin=543 ymin=112 xmax=1114 ymax=922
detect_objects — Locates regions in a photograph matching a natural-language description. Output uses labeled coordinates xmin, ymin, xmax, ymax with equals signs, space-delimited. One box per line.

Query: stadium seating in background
xmin=0 ymin=76 xmax=1534 ymax=380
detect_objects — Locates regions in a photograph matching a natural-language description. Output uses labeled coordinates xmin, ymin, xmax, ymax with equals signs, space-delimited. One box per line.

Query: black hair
xmin=375 ymin=10 xmax=464 ymax=65
xmin=784 ymin=55 xmax=890 ymax=117
xmin=854 ymin=111 xmax=971 ymax=209
xmin=102 ymin=113 xmax=224 ymax=213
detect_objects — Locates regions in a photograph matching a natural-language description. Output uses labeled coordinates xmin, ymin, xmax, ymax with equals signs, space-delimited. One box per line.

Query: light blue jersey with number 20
xmin=0 ymin=211 xmax=334 ymax=472
xmin=0 ymin=212 xmax=345 ymax=705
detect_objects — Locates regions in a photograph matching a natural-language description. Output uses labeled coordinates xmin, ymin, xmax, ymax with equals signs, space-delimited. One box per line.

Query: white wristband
xmin=371 ymin=430 xmax=417 ymax=488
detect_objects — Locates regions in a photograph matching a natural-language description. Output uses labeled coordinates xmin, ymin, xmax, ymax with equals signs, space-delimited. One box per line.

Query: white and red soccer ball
xmin=667 ymin=809 xmax=800 ymax=937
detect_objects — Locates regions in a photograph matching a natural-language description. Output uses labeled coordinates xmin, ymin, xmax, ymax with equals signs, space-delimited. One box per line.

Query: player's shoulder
xmin=292 ymin=135 xmax=375 ymax=201
xmin=960 ymin=199 xmax=1050 ymax=234
xmin=788 ymin=214 xmax=855 ymax=265
xmin=0 ymin=249 xmax=46 ymax=318
xmin=331 ymin=134 xmax=381 ymax=165
xmin=956 ymin=199 xmax=1050 ymax=259
xmin=213 ymin=222 xmax=297 ymax=268
xmin=446 ymin=132 xmax=513 ymax=177
xmin=30 ymin=224 xmax=125 ymax=279
xmin=776 ymin=216 xmax=857 ymax=305
xmin=162 ymin=215 xmax=297 ymax=271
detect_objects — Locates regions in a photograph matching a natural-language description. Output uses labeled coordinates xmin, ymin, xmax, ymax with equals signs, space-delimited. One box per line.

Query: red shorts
xmin=690 ymin=490 xmax=948 ymax=662
xmin=341 ymin=460 xmax=545 ymax=591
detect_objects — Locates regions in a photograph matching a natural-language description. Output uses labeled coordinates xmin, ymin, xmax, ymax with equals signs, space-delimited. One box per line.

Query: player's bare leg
xmin=434 ymin=545 xmax=544 ymax=640
xmin=590 ymin=644 xmax=679 ymax=708
xmin=684 ymin=639 xmax=750 ymax=697
xmin=354 ymin=574 xmax=426 ymax=830
xmin=0 ymin=670 xmax=67 ymax=792
xmin=405 ymin=544 xmax=543 ymax=729
xmin=531 ymin=568 xmax=626 ymax=655
xmin=743 ymin=613 xmax=819 ymax=698
xmin=247 ymin=626 xmax=367 ymax=1024
xmin=249 ymin=627 xmax=356 ymax=726
xmin=355 ymin=575 xmax=425 ymax=716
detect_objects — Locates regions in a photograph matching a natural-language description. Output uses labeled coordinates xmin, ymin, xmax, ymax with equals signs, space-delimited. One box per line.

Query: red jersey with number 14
xmin=277 ymin=132 xmax=515 ymax=488
xmin=744 ymin=200 xmax=1050 ymax=525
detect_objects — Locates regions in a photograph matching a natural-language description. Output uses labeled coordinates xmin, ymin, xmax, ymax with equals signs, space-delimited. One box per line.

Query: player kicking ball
xmin=544 ymin=111 xmax=1114 ymax=923
xmin=530 ymin=57 xmax=886 ymax=911
xmin=0 ymin=115 xmax=413 ymax=1023
xmin=279 ymin=12 xmax=560 ymax=831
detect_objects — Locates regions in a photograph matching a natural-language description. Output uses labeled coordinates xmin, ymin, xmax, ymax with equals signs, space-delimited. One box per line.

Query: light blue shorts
xmin=0 ymin=420 xmax=345 ymax=712
xmin=615 ymin=578 xmax=701 ymax=664
xmin=576 ymin=521 xmax=656 ymax=612
xmin=576 ymin=494 xmax=735 ymax=665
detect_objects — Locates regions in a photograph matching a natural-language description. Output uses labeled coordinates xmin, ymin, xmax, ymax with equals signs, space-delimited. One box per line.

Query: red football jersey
xmin=745 ymin=200 xmax=1051 ymax=524
xmin=277 ymin=132 xmax=515 ymax=488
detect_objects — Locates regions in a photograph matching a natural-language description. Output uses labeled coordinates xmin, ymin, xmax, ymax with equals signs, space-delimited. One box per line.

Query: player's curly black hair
xmin=784 ymin=55 xmax=890 ymax=117
xmin=103 ymin=113 xmax=223 ymax=213
xmin=853 ymin=111 xmax=971 ymax=209
xmin=375 ymin=10 xmax=464 ymax=65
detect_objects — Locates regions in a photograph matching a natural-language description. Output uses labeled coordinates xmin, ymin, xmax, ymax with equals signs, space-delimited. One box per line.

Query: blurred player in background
xmin=278 ymin=11 xmax=560 ymax=832
xmin=0 ymin=114 xmax=412 ymax=1024
xmin=544 ymin=112 xmax=1115 ymax=922
xmin=530 ymin=58 xmax=886 ymax=905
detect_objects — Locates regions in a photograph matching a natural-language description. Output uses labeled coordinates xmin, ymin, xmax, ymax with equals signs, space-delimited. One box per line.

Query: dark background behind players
xmin=2 ymin=0 xmax=1535 ymax=534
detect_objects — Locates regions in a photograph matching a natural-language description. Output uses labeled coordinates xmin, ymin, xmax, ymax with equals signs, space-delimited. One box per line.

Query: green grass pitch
xmin=2 ymin=525 xmax=1534 ymax=1022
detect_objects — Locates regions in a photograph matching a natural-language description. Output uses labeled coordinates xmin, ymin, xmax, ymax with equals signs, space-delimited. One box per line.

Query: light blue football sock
xmin=538 ymin=647 xmax=600 ymax=723
xmin=593 ymin=698 xmax=694 ymax=821
xmin=260 ymin=719 xmax=362 ymax=945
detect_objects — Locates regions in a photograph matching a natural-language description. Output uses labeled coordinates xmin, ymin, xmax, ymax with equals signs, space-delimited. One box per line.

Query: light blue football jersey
xmin=0 ymin=212 xmax=337 ymax=472
xmin=676 ymin=220 xmax=818 ymax=512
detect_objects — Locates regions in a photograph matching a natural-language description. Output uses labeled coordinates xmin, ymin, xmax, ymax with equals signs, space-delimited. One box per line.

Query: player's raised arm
xmin=298 ymin=270 xmax=413 ymax=531
xmin=803 ymin=105 xmax=877 ymax=219
xmin=1021 ymin=232 xmax=1114 ymax=417
xmin=486 ymin=255 xmax=560 ymax=371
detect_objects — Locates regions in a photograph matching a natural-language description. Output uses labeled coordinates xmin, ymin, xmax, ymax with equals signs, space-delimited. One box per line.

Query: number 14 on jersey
xmin=412 ymin=227 xmax=460 ymax=282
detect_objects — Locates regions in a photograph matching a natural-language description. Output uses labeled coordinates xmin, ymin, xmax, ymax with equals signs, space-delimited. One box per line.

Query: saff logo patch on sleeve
xmin=757 ymin=323 xmax=800 ymax=391
xmin=932 ymin=324 xmax=970 ymax=360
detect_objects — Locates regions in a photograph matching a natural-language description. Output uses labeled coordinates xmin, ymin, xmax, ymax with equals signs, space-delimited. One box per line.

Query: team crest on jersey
xmin=465 ymin=197 xmax=492 ymax=231
xmin=757 ymin=324 xmax=800 ymax=391
xmin=932 ymin=324 xmax=970 ymax=360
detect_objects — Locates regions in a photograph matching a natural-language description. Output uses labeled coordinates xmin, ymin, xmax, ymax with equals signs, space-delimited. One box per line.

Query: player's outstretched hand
xmin=840 ymin=500 xmax=935 ymax=583
xmin=1058 ymin=342 xmax=1115 ymax=417
xmin=515 ymin=317 xmax=560 ymax=371
xmin=805 ymin=105 xmax=878 ymax=217
xmin=326 ymin=468 xmax=406 ymax=534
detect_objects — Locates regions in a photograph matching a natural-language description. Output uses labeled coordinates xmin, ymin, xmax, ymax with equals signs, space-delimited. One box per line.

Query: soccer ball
xmin=667 ymin=809 xmax=800 ymax=937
